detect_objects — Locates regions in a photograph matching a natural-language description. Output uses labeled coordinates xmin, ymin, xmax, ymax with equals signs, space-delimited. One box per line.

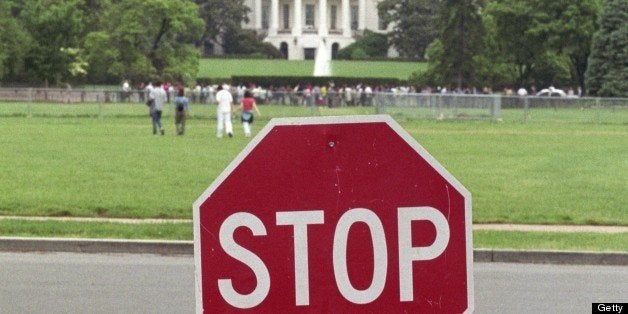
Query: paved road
xmin=0 ymin=252 xmax=625 ymax=313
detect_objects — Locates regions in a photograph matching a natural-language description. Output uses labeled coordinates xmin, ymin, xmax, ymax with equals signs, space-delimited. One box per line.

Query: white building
xmin=242 ymin=0 xmax=389 ymax=60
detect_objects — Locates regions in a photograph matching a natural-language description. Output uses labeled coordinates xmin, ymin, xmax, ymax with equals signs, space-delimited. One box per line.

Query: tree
xmin=196 ymin=0 xmax=251 ymax=51
xmin=0 ymin=0 xmax=31 ymax=83
xmin=531 ymin=0 xmax=600 ymax=93
xmin=378 ymin=0 xmax=442 ymax=59
xmin=83 ymin=32 xmax=119 ymax=84
xmin=438 ymin=0 xmax=485 ymax=88
xmin=222 ymin=29 xmax=283 ymax=58
xmin=473 ymin=13 xmax=517 ymax=89
xmin=78 ymin=0 xmax=112 ymax=34
xmin=87 ymin=0 xmax=205 ymax=84
xmin=336 ymin=30 xmax=388 ymax=60
xmin=485 ymin=0 xmax=547 ymax=87
xmin=585 ymin=0 xmax=628 ymax=97
xmin=19 ymin=0 xmax=85 ymax=85
xmin=409 ymin=40 xmax=445 ymax=87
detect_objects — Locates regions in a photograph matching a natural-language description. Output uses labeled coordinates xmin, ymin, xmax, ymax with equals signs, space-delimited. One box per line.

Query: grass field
xmin=198 ymin=59 xmax=426 ymax=80
xmin=0 ymin=102 xmax=626 ymax=250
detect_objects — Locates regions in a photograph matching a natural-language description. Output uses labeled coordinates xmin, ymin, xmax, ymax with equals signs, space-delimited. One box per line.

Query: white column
xmin=358 ymin=0 xmax=365 ymax=30
xmin=342 ymin=0 xmax=351 ymax=37
xmin=270 ymin=0 xmax=279 ymax=36
xmin=318 ymin=0 xmax=328 ymax=36
xmin=293 ymin=0 xmax=302 ymax=36
xmin=255 ymin=0 xmax=262 ymax=30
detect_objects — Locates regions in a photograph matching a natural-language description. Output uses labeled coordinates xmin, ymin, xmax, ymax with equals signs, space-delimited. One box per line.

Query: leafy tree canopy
xmin=196 ymin=0 xmax=250 ymax=48
xmin=19 ymin=0 xmax=85 ymax=85
xmin=585 ymin=0 xmax=627 ymax=96
xmin=0 ymin=0 xmax=30 ymax=81
xmin=86 ymin=0 xmax=205 ymax=84
xmin=378 ymin=0 xmax=442 ymax=59
xmin=336 ymin=30 xmax=388 ymax=60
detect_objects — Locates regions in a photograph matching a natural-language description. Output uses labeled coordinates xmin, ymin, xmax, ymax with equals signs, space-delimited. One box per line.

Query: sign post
xmin=194 ymin=115 xmax=473 ymax=313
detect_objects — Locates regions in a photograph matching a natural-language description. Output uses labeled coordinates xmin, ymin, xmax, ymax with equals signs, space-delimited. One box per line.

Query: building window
xmin=280 ymin=42 xmax=289 ymax=59
xmin=304 ymin=48 xmax=316 ymax=60
xmin=350 ymin=5 xmax=358 ymax=30
xmin=305 ymin=4 xmax=315 ymax=28
xmin=330 ymin=5 xmax=337 ymax=30
xmin=262 ymin=4 xmax=269 ymax=29
xmin=283 ymin=4 xmax=290 ymax=29
xmin=331 ymin=43 xmax=339 ymax=59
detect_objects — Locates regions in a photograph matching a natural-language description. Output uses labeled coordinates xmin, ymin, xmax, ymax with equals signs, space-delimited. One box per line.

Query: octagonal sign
xmin=193 ymin=115 xmax=473 ymax=313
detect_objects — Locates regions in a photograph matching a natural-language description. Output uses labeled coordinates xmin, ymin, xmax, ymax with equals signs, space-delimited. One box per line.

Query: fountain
xmin=313 ymin=39 xmax=332 ymax=76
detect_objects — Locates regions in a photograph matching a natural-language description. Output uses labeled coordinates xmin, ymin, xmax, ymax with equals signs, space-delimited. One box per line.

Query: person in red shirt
xmin=238 ymin=91 xmax=261 ymax=137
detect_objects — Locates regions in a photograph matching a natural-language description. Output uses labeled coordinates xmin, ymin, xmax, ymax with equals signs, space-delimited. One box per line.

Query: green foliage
xmin=482 ymin=0 xmax=601 ymax=90
xmin=438 ymin=0 xmax=485 ymax=88
xmin=19 ymin=0 xmax=85 ymax=85
xmin=531 ymin=51 xmax=572 ymax=88
xmin=83 ymin=32 xmax=120 ymax=84
xmin=585 ymin=0 xmax=628 ymax=97
xmin=530 ymin=0 xmax=600 ymax=92
xmin=473 ymin=14 xmax=517 ymax=89
xmin=485 ymin=0 xmax=546 ymax=87
xmin=377 ymin=0 xmax=442 ymax=59
xmin=350 ymin=48 xmax=369 ymax=60
xmin=336 ymin=30 xmax=388 ymax=60
xmin=409 ymin=40 xmax=444 ymax=87
xmin=222 ymin=29 xmax=283 ymax=58
xmin=87 ymin=0 xmax=205 ymax=84
xmin=0 ymin=1 xmax=31 ymax=82
xmin=77 ymin=0 xmax=112 ymax=35
xmin=196 ymin=0 xmax=251 ymax=47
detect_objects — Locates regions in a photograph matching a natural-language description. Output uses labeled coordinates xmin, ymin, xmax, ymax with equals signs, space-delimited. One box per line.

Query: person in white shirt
xmin=122 ymin=80 xmax=130 ymax=102
xmin=149 ymin=81 xmax=168 ymax=135
xmin=215 ymin=84 xmax=234 ymax=138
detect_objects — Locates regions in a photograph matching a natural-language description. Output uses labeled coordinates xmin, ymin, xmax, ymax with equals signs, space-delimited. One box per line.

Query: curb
xmin=1 ymin=237 xmax=626 ymax=265
xmin=0 ymin=237 xmax=192 ymax=256
xmin=473 ymin=248 xmax=627 ymax=266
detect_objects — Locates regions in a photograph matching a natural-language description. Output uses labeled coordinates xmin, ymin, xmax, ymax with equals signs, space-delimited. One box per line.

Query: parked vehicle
xmin=536 ymin=86 xmax=566 ymax=97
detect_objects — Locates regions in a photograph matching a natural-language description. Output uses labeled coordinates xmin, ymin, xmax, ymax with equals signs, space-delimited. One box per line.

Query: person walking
xmin=174 ymin=88 xmax=190 ymax=135
xmin=215 ymin=84 xmax=234 ymax=138
xmin=149 ymin=81 xmax=167 ymax=135
xmin=238 ymin=90 xmax=261 ymax=137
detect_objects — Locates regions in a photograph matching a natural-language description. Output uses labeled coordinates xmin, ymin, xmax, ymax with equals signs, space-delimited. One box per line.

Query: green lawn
xmin=1 ymin=102 xmax=626 ymax=228
xmin=198 ymin=59 xmax=426 ymax=80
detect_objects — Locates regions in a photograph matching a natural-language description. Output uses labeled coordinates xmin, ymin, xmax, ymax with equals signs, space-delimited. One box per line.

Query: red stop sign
xmin=194 ymin=115 xmax=473 ymax=313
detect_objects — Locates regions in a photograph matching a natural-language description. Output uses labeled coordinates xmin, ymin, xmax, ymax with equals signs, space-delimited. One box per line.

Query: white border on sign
xmin=193 ymin=115 xmax=474 ymax=314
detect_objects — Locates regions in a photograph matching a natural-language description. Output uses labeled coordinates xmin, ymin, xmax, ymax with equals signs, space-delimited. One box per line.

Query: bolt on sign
xmin=194 ymin=115 xmax=473 ymax=313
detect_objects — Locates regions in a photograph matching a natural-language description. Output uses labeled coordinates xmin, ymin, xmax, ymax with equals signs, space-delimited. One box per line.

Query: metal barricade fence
xmin=0 ymin=87 xmax=626 ymax=124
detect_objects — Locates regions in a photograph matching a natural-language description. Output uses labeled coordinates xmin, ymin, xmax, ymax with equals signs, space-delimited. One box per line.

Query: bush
xmin=222 ymin=29 xmax=283 ymax=59
xmin=336 ymin=30 xmax=388 ymax=60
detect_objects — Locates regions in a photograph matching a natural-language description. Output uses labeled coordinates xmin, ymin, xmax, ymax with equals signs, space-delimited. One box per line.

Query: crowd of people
xmin=141 ymin=81 xmax=262 ymax=138
xmin=132 ymin=79 xmax=580 ymax=137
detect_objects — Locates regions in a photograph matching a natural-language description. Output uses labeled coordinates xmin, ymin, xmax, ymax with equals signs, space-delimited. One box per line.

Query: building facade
xmin=242 ymin=0 xmax=387 ymax=60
